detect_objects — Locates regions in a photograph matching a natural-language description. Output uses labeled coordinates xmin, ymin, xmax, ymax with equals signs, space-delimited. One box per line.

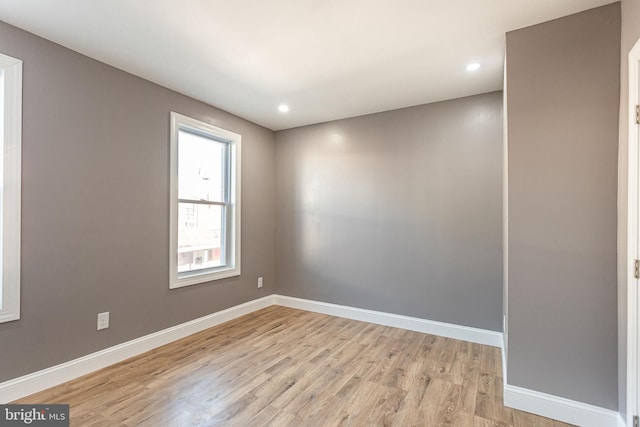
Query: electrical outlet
xmin=97 ymin=312 xmax=109 ymax=330
xmin=257 ymin=277 xmax=263 ymax=288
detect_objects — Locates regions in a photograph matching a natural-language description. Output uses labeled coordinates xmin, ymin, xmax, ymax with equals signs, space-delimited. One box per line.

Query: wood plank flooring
xmin=15 ymin=306 xmax=572 ymax=426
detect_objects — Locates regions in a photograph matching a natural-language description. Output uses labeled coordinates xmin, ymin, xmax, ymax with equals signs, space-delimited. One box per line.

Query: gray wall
xmin=0 ymin=21 xmax=276 ymax=382
xmin=506 ymin=3 xmax=620 ymax=410
xmin=275 ymin=92 xmax=503 ymax=331
xmin=618 ymin=0 xmax=640 ymax=419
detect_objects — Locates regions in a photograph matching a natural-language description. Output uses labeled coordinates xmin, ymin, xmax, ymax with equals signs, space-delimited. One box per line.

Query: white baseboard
xmin=0 ymin=293 xmax=498 ymax=403
xmin=504 ymin=384 xmax=621 ymax=427
xmin=619 ymin=413 xmax=628 ymax=427
xmin=0 ymin=295 xmax=275 ymax=403
xmin=275 ymin=295 xmax=626 ymax=426
xmin=0 ymin=292 xmax=624 ymax=427
xmin=272 ymin=294 xmax=503 ymax=347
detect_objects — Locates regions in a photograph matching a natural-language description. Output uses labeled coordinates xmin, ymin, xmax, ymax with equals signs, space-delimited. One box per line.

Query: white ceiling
xmin=0 ymin=0 xmax=613 ymax=130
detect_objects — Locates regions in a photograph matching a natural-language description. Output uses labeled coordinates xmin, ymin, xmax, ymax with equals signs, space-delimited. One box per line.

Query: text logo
xmin=0 ymin=405 xmax=69 ymax=426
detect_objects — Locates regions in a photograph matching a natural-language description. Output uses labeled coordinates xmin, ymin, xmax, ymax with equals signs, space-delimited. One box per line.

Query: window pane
xmin=177 ymin=203 xmax=226 ymax=273
xmin=178 ymin=129 xmax=226 ymax=203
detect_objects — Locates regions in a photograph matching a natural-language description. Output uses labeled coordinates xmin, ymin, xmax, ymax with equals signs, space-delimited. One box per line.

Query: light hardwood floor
xmin=16 ymin=306 xmax=572 ymax=426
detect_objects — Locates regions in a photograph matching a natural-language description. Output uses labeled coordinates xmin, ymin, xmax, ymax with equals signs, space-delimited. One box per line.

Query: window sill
xmin=170 ymin=267 xmax=241 ymax=289
xmin=0 ymin=311 xmax=20 ymax=324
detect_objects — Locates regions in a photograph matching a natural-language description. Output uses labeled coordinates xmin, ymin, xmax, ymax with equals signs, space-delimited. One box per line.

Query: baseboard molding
xmin=0 ymin=293 xmax=499 ymax=403
xmin=272 ymin=294 xmax=503 ymax=347
xmin=0 ymin=295 xmax=275 ymax=403
xmin=619 ymin=413 xmax=628 ymax=427
xmin=276 ymin=295 xmax=626 ymax=426
xmin=1 ymin=293 xmax=624 ymax=427
xmin=504 ymin=384 xmax=621 ymax=427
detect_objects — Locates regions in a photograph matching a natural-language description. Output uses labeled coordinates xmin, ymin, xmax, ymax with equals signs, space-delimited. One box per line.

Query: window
xmin=169 ymin=112 xmax=241 ymax=288
xmin=0 ymin=53 xmax=22 ymax=323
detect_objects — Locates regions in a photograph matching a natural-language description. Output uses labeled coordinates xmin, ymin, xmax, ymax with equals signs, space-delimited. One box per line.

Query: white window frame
xmin=0 ymin=53 xmax=22 ymax=323
xmin=169 ymin=112 xmax=241 ymax=289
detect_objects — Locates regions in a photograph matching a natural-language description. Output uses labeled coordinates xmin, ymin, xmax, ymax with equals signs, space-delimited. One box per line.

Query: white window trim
xmin=169 ymin=112 xmax=241 ymax=289
xmin=0 ymin=53 xmax=22 ymax=323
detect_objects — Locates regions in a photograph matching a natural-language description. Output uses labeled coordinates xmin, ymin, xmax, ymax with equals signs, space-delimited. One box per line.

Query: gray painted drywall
xmin=0 ymin=20 xmax=276 ymax=382
xmin=619 ymin=0 xmax=640 ymax=420
xmin=506 ymin=3 xmax=620 ymax=410
xmin=275 ymin=92 xmax=503 ymax=331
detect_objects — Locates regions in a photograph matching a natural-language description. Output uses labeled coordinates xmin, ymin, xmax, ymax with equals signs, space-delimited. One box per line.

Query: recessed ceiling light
xmin=278 ymin=104 xmax=290 ymax=113
xmin=466 ymin=63 xmax=481 ymax=71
